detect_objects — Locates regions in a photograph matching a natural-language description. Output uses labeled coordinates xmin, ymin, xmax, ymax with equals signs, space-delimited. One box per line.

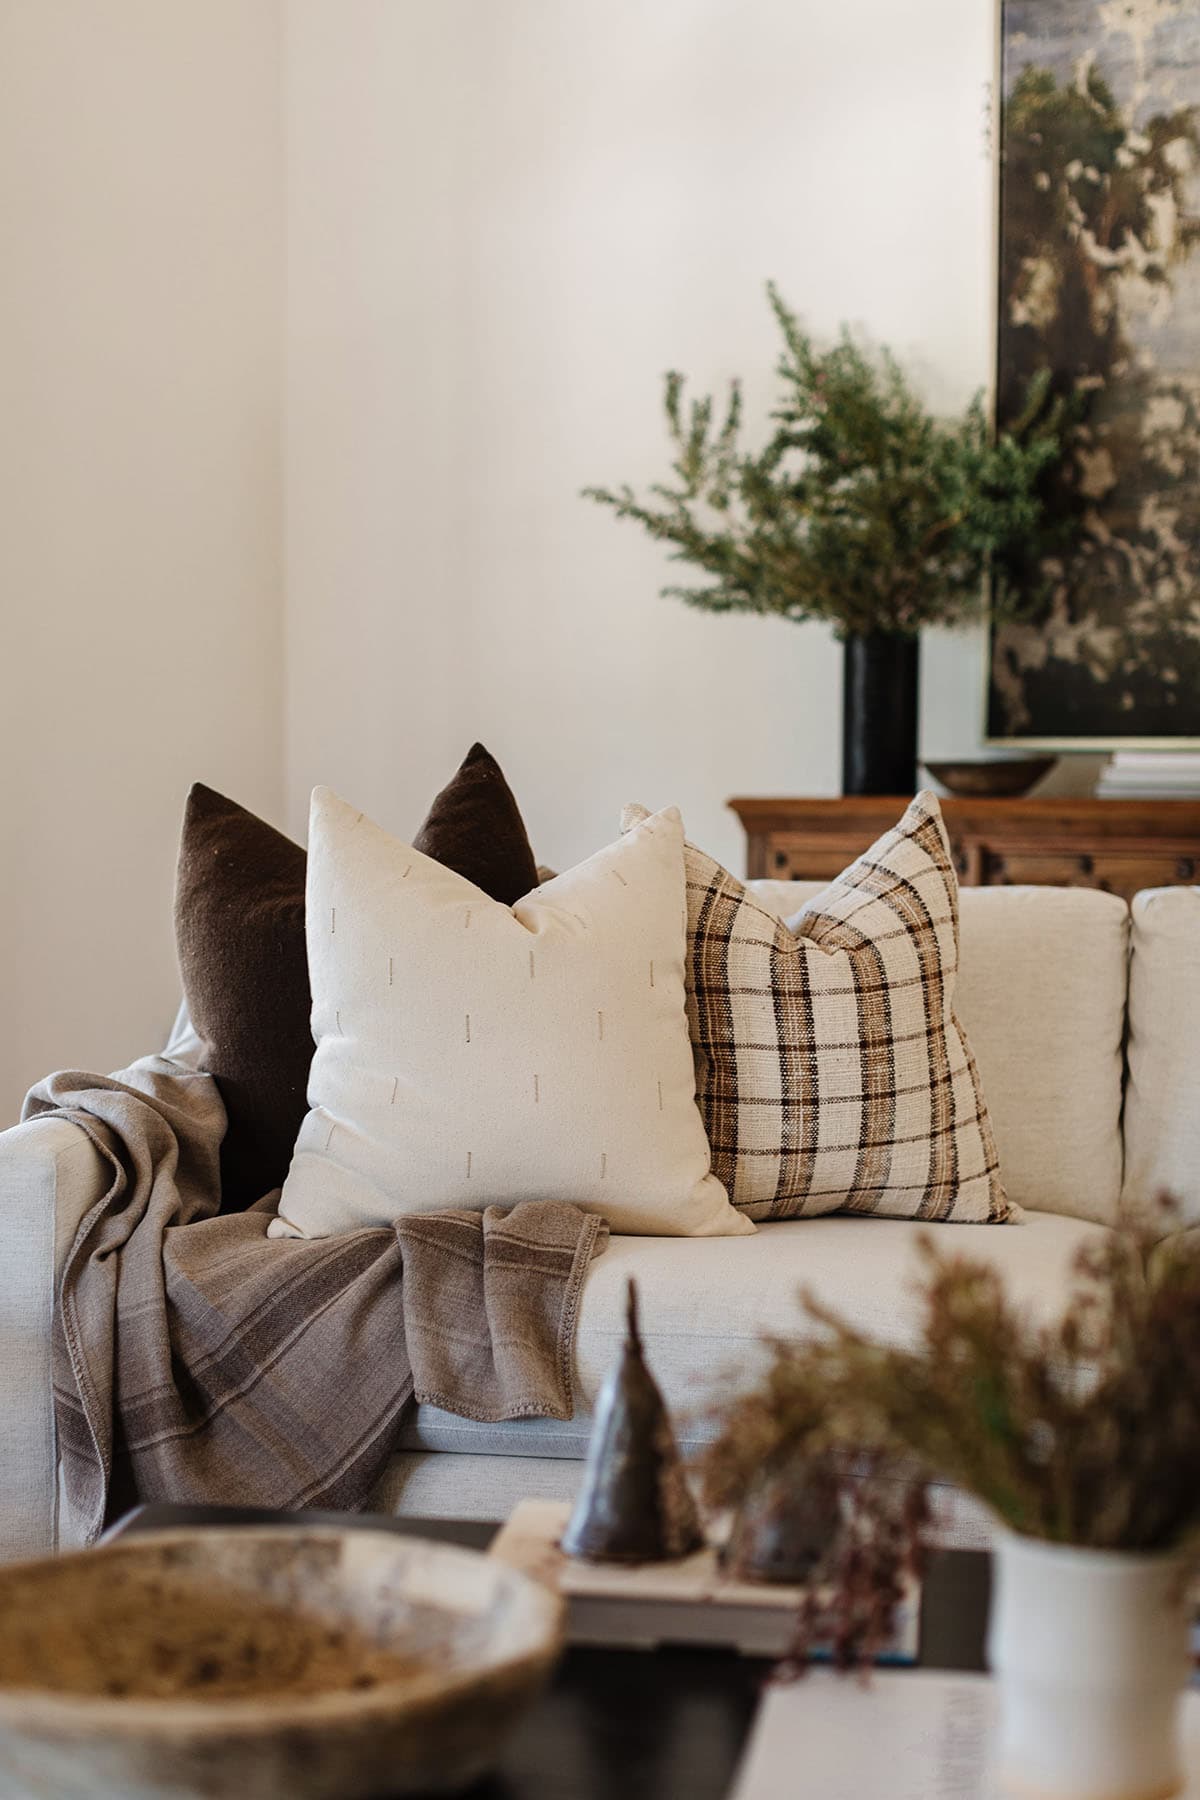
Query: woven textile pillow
xmin=269 ymin=791 xmax=751 ymax=1241
xmin=622 ymin=793 xmax=1014 ymax=1225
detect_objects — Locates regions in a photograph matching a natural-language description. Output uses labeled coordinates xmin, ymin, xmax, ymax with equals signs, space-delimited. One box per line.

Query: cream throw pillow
xmin=623 ymin=792 xmax=1014 ymax=1225
xmin=269 ymin=790 xmax=750 ymax=1241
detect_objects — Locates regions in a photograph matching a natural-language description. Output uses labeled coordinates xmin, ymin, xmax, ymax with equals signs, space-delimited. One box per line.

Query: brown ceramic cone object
xmin=723 ymin=1467 xmax=841 ymax=1584
xmin=561 ymin=1279 xmax=704 ymax=1563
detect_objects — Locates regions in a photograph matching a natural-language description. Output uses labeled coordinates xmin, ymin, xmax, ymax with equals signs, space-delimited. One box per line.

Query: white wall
xmin=285 ymin=0 xmax=999 ymax=873
xmin=0 ymin=0 xmax=284 ymax=1120
xmin=0 ymin=1 xmax=1047 ymax=1117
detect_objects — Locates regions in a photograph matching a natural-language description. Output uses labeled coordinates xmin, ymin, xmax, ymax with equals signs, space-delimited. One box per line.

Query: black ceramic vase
xmin=841 ymin=631 xmax=920 ymax=796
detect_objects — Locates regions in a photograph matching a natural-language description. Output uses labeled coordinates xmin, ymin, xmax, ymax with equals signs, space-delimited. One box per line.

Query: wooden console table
xmin=728 ymin=797 xmax=1200 ymax=901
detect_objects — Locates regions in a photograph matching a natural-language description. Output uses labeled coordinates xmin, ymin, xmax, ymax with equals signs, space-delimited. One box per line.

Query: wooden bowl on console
xmin=0 ymin=1527 xmax=563 ymax=1799
xmin=924 ymin=757 xmax=1057 ymax=799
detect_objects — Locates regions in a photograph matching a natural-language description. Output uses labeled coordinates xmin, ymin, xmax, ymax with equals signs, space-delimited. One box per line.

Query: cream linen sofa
xmin=2 ymin=882 xmax=1197 ymax=1564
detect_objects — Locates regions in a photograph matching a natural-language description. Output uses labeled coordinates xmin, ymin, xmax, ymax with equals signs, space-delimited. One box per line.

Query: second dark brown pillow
xmin=413 ymin=741 xmax=538 ymax=904
xmin=175 ymin=744 xmax=539 ymax=1211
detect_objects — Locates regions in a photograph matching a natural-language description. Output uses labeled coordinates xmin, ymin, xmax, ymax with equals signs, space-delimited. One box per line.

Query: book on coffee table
xmin=731 ymin=1672 xmax=1200 ymax=1800
xmin=489 ymin=1498 xmax=919 ymax=1659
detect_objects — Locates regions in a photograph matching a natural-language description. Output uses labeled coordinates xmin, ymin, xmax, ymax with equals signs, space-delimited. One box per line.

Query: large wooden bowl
xmin=0 ymin=1527 xmax=564 ymax=1799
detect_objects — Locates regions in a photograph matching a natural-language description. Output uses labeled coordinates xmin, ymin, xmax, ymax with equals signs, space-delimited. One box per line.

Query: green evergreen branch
xmin=584 ymin=283 xmax=1070 ymax=636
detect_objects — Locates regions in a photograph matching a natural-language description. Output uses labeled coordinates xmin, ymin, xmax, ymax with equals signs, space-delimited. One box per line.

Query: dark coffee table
xmin=105 ymin=1504 xmax=991 ymax=1800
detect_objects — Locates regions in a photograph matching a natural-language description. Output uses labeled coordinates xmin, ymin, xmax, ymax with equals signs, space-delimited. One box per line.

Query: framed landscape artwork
xmin=988 ymin=0 xmax=1200 ymax=745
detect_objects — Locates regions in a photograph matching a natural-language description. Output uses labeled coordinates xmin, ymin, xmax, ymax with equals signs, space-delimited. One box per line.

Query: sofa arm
xmin=0 ymin=1117 xmax=109 ymax=1562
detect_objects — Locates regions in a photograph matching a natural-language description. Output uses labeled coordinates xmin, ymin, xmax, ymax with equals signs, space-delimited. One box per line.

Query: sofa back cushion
xmin=1123 ymin=887 xmax=1200 ymax=1227
xmin=749 ymin=880 xmax=1129 ymax=1226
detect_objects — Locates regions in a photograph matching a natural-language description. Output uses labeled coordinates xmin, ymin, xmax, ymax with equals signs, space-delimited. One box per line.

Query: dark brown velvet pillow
xmin=175 ymin=744 xmax=539 ymax=1211
xmin=412 ymin=741 xmax=538 ymax=905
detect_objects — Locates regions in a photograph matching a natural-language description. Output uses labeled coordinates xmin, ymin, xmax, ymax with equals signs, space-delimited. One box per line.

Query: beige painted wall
xmin=285 ymin=0 xmax=1000 ymax=874
xmin=0 ymin=0 xmax=284 ymax=1120
xmin=1 ymin=2 xmax=1084 ymax=1120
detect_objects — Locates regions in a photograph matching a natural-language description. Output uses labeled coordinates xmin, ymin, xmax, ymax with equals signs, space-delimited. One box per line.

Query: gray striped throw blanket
xmin=23 ymin=1058 xmax=605 ymax=1547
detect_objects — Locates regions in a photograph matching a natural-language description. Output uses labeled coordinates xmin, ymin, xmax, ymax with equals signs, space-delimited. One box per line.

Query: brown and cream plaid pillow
xmin=623 ymin=793 xmax=1014 ymax=1225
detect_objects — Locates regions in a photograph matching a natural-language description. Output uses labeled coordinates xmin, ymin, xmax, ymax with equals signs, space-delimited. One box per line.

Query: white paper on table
xmin=730 ymin=1671 xmax=1200 ymax=1800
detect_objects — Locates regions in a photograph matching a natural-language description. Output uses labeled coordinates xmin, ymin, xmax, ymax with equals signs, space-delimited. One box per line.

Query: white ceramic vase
xmin=987 ymin=1531 xmax=1191 ymax=1800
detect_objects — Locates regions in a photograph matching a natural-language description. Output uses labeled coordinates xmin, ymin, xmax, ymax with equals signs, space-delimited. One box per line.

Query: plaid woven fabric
xmin=625 ymin=793 xmax=1013 ymax=1224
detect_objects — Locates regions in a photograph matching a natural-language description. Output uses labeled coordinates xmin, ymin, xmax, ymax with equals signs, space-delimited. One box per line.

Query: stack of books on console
xmin=1097 ymin=752 xmax=1200 ymax=799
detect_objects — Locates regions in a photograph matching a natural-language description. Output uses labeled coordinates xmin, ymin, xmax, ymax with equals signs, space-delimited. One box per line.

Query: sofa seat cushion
xmin=398 ymin=1210 xmax=1112 ymax=1460
xmin=747 ymin=881 xmax=1129 ymax=1228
